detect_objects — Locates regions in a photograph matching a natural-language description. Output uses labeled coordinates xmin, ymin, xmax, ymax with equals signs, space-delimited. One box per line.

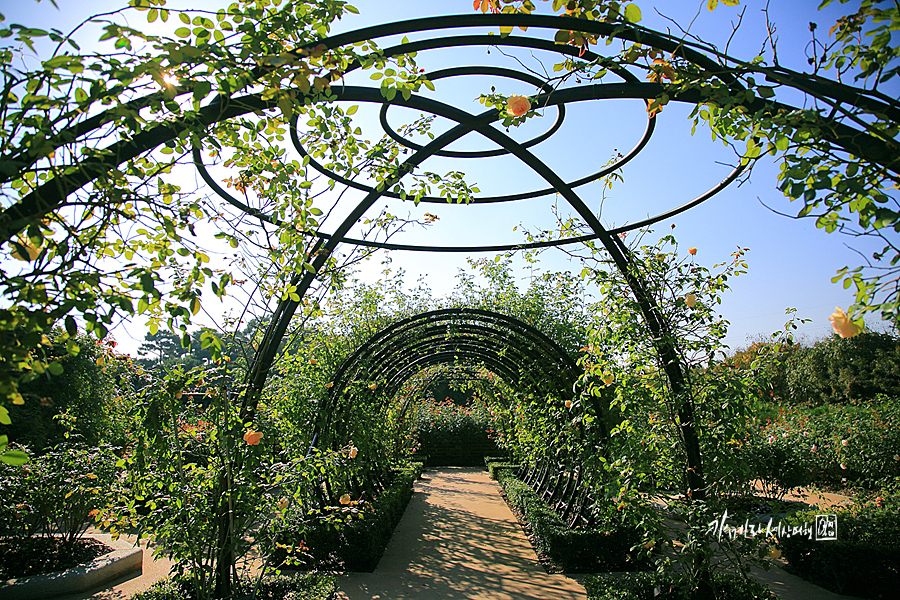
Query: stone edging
xmin=0 ymin=534 xmax=143 ymax=600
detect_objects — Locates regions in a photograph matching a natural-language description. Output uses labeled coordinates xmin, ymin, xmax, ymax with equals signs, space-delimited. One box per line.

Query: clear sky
xmin=3 ymin=0 xmax=897 ymax=355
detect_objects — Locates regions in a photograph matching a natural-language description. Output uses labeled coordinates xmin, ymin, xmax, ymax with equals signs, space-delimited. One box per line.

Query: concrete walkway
xmin=335 ymin=467 xmax=587 ymax=600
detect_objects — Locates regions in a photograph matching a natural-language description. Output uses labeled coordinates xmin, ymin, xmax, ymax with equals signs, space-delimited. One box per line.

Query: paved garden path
xmin=334 ymin=467 xmax=587 ymax=600
xmin=50 ymin=467 xmax=861 ymax=600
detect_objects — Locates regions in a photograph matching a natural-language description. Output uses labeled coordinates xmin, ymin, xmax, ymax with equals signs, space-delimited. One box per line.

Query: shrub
xmin=746 ymin=399 xmax=900 ymax=489
xmin=4 ymin=332 xmax=118 ymax=450
xmin=584 ymin=572 xmax=776 ymax=600
xmin=274 ymin=462 xmax=423 ymax=572
xmin=341 ymin=463 xmax=422 ymax=571
xmin=778 ymin=503 xmax=900 ymax=599
xmin=0 ymin=442 xmax=119 ymax=543
xmin=496 ymin=470 xmax=646 ymax=573
xmin=412 ymin=399 xmax=499 ymax=466
xmin=486 ymin=460 xmax=519 ymax=480
xmin=785 ymin=333 xmax=900 ymax=405
xmin=131 ymin=573 xmax=336 ymax=600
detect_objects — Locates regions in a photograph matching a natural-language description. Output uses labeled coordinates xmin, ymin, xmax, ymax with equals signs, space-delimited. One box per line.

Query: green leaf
xmin=48 ymin=361 xmax=64 ymax=376
xmin=65 ymin=315 xmax=77 ymax=336
xmin=179 ymin=12 xmax=190 ymax=24
xmin=774 ymin=135 xmax=789 ymax=152
xmin=0 ymin=406 xmax=10 ymax=425
xmin=624 ymin=4 xmax=641 ymax=23
xmin=1 ymin=450 xmax=29 ymax=466
xmin=707 ymin=0 xmax=718 ymax=10
xmin=175 ymin=27 xmax=191 ymax=38
xmin=346 ymin=105 xmax=358 ymax=115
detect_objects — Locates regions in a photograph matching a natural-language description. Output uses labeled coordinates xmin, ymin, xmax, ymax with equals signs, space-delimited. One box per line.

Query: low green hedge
xmin=779 ymin=537 xmax=900 ymax=598
xmin=777 ymin=507 xmax=900 ymax=599
xmin=340 ymin=462 xmax=423 ymax=571
xmin=584 ymin=572 xmax=776 ymax=600
xmin=131 ymin=572 xmax=336 ymax=600
xmin=495 ymin=470 xmax=646 ymax=573
xmin=277 ymin=462 xmax=423 ymax=572
xmin=485 ymin=460 xmax=519 ymax=480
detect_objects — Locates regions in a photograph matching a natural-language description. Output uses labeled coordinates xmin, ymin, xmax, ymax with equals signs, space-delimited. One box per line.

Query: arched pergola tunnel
xmin=7 ymin=12 xmax=897 ymax=597
xmin=314 ymin=306 xmax=613 ymax=529
xmin=315 ymin=307 xmax=581 ymax=450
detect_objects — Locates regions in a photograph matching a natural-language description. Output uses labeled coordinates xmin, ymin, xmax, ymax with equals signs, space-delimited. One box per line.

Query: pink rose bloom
xmin=507 ymin=95 xmax=531 ymax=117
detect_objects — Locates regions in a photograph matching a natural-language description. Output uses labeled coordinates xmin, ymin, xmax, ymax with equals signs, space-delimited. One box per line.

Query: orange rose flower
xmin=688 ymin=247 xmax=697 ymax=255
xmin=507 ymin=95 xmax=531 ymax=117
xmin=685 ymin=294 xmax=697 ymax=308
xmin=829 ymin=307 xmax=862 ymax=338
xmin=243 ymin=430 xmax=264 ymax=446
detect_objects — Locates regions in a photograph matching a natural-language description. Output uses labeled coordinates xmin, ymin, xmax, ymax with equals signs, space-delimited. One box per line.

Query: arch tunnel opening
xmin=312 ymin=307 xmax=587 ymax=464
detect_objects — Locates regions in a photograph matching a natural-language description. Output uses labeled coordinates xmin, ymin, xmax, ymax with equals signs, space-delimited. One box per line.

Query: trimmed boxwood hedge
xmin=339 ymin=463 xmax=423 ymax=571
xmin=777 ymin=507 xmax=900 ymax=599
xmin=779 ymin=537 xmax=900 ymax=599
xmin=276 ymin=462 xmax=423 ymax=572
xmin=584 ymin=572 xmax=776 ymax=600
xmin=131 ymin=573 xmax=336 ymax=600
xmin=486 ymin=461 xmax=519 ymax=480
xmin=494 ymin=469 xmax=646 ymax=573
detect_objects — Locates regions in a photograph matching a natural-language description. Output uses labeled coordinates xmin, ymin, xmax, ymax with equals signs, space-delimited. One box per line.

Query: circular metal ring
xmin=378 ymin=66 xmax=563 ymax=158
xmin=289 ymin=35 xmax=656 ymax=204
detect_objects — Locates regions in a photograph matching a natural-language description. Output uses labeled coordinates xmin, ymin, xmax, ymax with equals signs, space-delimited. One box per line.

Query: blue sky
xmin=3 ymin=0 xmax=896 ymax=354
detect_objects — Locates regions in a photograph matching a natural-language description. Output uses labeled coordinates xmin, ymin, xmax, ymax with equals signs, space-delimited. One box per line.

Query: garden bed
xmin=584 ymin=572 xmax=776 ymax=600
xmin=0 ymin=537 xmax=112 ymax=580
xmin=0 ymin=534 xmax=142 ymax=600
xmin=272 ymin=462 xmax=424 ymax=572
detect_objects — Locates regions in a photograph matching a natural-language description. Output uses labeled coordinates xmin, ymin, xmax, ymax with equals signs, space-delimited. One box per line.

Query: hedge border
xmin=583 ymin=572 xmax=776 ymax=600
xmin=278 ymin=462 xmax=423 ymax=573
xmin=492 ymin=467 xmax=646 ymax=573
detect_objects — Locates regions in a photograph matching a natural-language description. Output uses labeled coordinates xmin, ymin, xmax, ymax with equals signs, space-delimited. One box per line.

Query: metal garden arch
xmin=6 ymin=13 xmax=899 ymax=595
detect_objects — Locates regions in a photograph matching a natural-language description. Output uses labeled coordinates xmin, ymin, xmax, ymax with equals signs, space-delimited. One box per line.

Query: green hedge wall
xmin=775 ymin=504 xmax=900 ymax=599
xmin=276 ymin=462 xmax=423 ymax=572
xmin=584 ymin=572 xmax=776 ymax=600
xmin=494 ymin=469 xmax=646 ymax=573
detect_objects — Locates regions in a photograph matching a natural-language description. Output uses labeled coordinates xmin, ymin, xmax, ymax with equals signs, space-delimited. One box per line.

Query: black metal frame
xmin=315 ymin=307 xmax=580 ymax=447
xmin=8 ymin=13 xmax=897 ymax=595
